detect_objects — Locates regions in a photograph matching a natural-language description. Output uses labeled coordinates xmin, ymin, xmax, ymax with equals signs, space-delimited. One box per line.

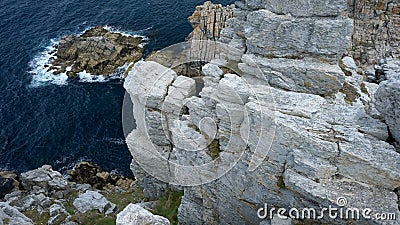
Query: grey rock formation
xmin=47 ymin=204 xmax=70 ymax=225
xmin=12 ymin=193 xmax=52 ymax=212
xmin=73 ymin=190 xmax=116 ymax=214
xmin=0 ymin=202 xmax=33 ymax=225
xmin=124 ymin=0 xmax=400 ymax=225
xmin=20 ymin=165 xmax=69 ymax=194
xmin=374 ymin=60 xmax=400 ymax=143
xmin=116 ymin=204 xmax=170 ymax=225
xmin=202 ymin=63 xmax=224 ymax=78
xmin=240 ymin=55 xmax=345 ymax=95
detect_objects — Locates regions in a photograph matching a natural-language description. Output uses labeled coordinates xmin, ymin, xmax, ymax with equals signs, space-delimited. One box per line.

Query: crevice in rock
xmin=386 ymin=129 xmax=400 ymax=153
xmin=394 ymin=187 xmax=400 ymax=211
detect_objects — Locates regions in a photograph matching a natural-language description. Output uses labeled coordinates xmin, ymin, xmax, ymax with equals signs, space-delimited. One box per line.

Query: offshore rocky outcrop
xmin=348 ymin=0 xmax=400 ymax=67
xmin=49 ymin=26 xmax=143 ymax=78
xmin=124 ymin=0 xmax=400 ymax=225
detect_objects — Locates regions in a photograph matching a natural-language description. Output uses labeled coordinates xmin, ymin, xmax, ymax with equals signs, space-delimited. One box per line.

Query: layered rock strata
xmin=49 ymin=26 xmax=143 ymax=78
xmin=125 ymin=0 xmax=400 ymax=225
xmin=188 ymin=1 xmax=235 ymax=41
xmin=348 ymin=0 xmax=400 ymax=67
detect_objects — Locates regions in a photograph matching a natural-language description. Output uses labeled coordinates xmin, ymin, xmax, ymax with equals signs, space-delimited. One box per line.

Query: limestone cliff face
xmin=124 ymin=1 xmax=400 ymax=225
xmin=348 ymin=0 xmax=400 ymax=67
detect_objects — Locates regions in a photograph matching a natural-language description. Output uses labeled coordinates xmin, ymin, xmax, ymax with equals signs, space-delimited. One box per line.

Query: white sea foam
xmin=77 ymin=71 xmax=107 ymax=83
xmin=28 ymin=26 xmax=150 ymax=87
xmin=29 ymin=39 xmax=69 ymax=87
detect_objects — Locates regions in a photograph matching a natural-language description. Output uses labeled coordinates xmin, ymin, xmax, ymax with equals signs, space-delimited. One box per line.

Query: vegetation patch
xmin=23 ymin=210 xmax=51 ymax=225
xmin=188 ymin=123 xmax=200 ymax=133
xmin=104 ymin=185 xmax=145 ymax=211
xmin=277 ymin=176 xmax=286 ymax=189
xmin=63 ymin=189 xmax=79 ymax=215
xmin=3 ymin=218 xmax=10 ymax=225
xmin=208 ymin=139 xmax=222 ymax=160
xmin=70 ymin=210 xmax=116 ymax=225
xmin=360 ymin=83 xmax=370 ymax=97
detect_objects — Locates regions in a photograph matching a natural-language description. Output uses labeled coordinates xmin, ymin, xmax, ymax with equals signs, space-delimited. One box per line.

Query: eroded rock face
xmin=244 ymin=9 xmax=353 ymax=61
xmin=116 ymin=204 xmax=170 ymax=225
xmin=124 ymin=1 xmax=400 ymax=225
xmin=50 ymin=26 xmax=143 ymax=78
xmin=20 ymin=165 xmax=69 ymax=194
xmin=349 ymin=0 xmax=400 ymax=67
xmin=188 ymin=1 xmax=235 ymax=41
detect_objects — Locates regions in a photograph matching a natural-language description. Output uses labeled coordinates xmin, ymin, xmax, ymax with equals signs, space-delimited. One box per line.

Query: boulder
xmin=202 ymin=63 xmax=223 ymax=78
xmin=12 ymin=193 xmax=52 ymax=212
xmin=47 ymin=204 xmax=69 ymax=225
xmin=240 ymin=54 xmax=345 ymax=95
xmin=20 ymin=165 xmax=68 ymax=193
xmin=73 ymin=191 xmax=116 ymax=214
xmin=116 ymin=204 xmax=170 ymax=225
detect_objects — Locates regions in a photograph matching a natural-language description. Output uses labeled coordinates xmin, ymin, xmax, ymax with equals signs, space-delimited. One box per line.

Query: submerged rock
xmin=187 ymin=1 xmax=235 ymax=41
xmin=50 ymin=26 xmax=143 ymax=78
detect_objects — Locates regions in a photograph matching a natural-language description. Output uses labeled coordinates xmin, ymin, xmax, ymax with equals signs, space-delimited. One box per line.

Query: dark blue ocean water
xmin=0 ymin=0 xmax=234 ymax=174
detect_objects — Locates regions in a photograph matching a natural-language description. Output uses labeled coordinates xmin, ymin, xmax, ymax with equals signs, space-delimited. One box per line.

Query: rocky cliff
xmin=0 ymin=164 xmax=175 ymax=225
xmin=124 ymin=1 xmax=400 ymax=225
